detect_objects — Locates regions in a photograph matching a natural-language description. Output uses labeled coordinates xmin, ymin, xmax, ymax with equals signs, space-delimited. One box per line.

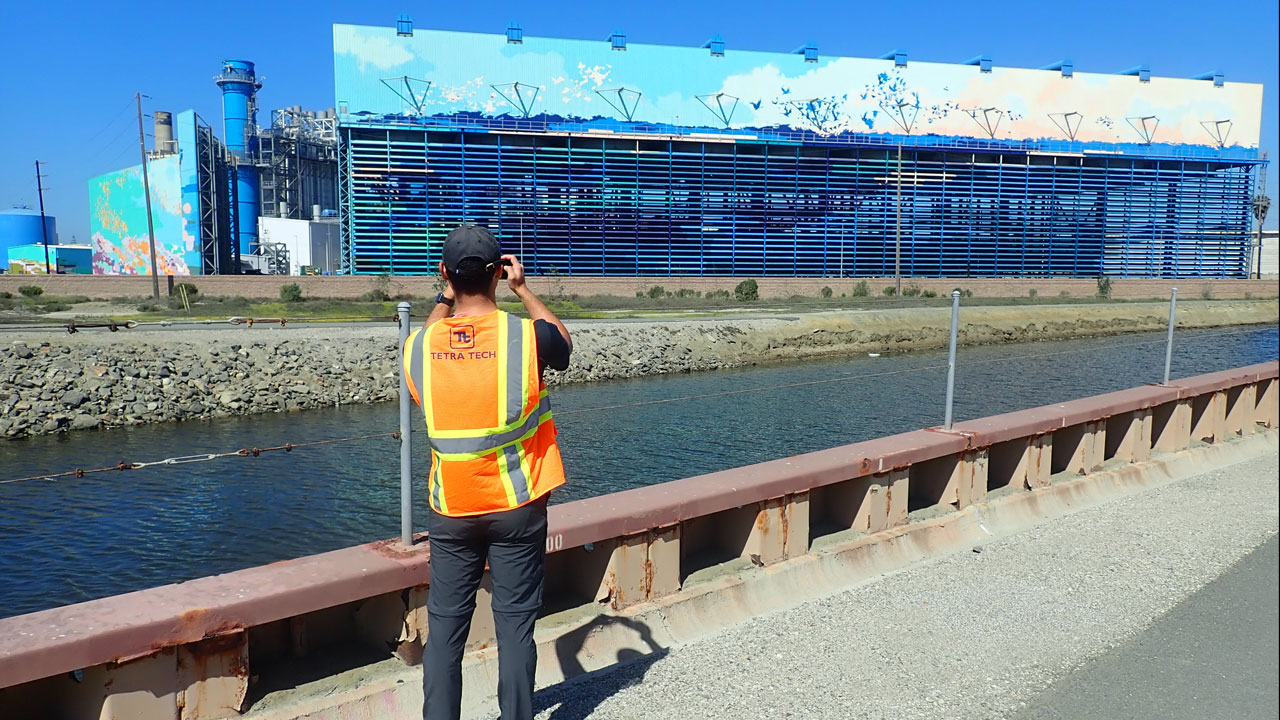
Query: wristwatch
xmin=435 ymin=292 xmax=455 ymax=307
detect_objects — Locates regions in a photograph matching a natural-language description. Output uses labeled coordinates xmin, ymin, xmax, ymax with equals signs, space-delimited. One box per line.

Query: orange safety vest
xmin=402 ymin=310 xmax=565 ymax=517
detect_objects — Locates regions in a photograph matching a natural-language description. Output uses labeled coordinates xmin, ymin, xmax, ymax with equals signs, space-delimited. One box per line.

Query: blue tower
xmin=216 ymin=60 xmax=262 ymax=258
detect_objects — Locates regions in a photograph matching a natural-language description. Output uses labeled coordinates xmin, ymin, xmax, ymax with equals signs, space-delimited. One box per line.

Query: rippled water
xmin=1 ymin=324 xmax=1275 ymax=618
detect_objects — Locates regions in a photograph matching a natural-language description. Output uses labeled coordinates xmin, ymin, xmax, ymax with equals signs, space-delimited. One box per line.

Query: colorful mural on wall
xmin=175 ymin=109 xmax=204 ymax=265
xmin=333 ymin=25 xmax=1263 ymax=149
xmin=7 ymin=244 xmax=92 ymax=275
xmin=88 ymin=154 xmax=200 ymax=275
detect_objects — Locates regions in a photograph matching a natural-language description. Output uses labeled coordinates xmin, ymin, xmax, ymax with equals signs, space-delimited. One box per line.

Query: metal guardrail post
xmin=944 ymin=290 xmax=960 ymax=430
xmin=397 ymin=302 xmax=413 ymax=545
xmin=1163 ymin=288 xmax=1178 ymax=385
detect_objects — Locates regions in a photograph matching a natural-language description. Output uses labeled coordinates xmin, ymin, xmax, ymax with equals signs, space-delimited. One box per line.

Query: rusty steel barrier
xmin=0 ymin=361 xmax=1276 ymax=719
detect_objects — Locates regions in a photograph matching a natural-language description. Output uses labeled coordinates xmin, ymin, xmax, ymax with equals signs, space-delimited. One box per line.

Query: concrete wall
xmin=0 ymin=361 xmax=1276 ymax=719
xmin=1 ymin=274 xmax=1277 ymax=301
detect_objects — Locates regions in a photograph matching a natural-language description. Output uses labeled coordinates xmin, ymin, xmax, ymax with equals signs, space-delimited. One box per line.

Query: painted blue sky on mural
xmin=334 ymin=25 xmax=1262 ymax=149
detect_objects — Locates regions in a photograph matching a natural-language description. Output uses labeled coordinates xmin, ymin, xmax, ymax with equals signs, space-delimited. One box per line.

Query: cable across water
xmin=0 ymin=324 xmax=1269 ymax=486
xmin=0 ymin=432 xmax=399 ymax=486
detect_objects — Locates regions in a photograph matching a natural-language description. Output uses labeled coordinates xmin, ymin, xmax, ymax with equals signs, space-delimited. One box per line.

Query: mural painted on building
xmin=333 ymin=25 xmax=1262 ymax=149
xmin=88 ymin=154 xmax=200 ymax=275
xmin=175 ymin=110 xmax=204 ymax=262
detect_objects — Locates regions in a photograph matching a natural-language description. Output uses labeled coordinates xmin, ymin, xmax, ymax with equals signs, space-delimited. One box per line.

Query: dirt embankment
xmin=1 ymin=300 xmax=1275 ymax=439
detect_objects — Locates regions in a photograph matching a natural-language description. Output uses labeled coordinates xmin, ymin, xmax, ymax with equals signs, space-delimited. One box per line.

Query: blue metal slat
xmin=339 ymin=120 xmax=1263 ymax=278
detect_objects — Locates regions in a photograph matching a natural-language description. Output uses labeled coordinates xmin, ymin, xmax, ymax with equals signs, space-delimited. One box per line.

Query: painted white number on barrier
xmin=546 ymin=534 xmax=563 ymax=553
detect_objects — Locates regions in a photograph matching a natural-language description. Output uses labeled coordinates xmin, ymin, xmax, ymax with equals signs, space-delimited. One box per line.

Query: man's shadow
xmin=532 ymin=614 xmax=668 ymax=720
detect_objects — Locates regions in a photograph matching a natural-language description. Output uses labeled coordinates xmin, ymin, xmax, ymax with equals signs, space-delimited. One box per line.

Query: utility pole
xmin=894 ymin=143 xmax=902 ymax=295
xmin=136 ymin=92 xmax=161 ymax=299
xmin=34 ymin=161 xmax=51 ymax=275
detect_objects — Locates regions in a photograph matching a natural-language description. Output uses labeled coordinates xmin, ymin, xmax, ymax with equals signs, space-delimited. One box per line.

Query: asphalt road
xmin=514 ymin=448 xmax=1279 ymax=720
xmin=1014 ymin=535 xmax=1278 ymax=720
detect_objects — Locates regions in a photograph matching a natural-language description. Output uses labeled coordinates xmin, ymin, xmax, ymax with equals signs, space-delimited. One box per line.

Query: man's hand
xmin=502 ymin=254 xmax=572 ymax=352
xmin=503 ymin=254 xmax=526 ymax=293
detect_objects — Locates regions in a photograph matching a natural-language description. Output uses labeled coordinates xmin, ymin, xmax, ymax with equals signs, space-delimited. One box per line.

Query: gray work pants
xmin=423 ymin=495 xmax=549 ymax=720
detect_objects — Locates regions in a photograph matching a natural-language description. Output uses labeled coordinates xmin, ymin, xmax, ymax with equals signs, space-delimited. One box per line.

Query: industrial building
xmin=88 ymin=62 xmax=339 ymax=276
xmin=89 ymin=109 xmax=233 ymax=275
xmin=1 ymin=207 xmax=88 ymax=275
xmin=1 ymin=208 xmax=59 ymax=273
xmin=7 ymin=244 xmax=91 ymax=275
xmin=258 ymin=217 xmax=341 ymax=275
xmin=335 ymin=20 xmax=1267 ymax=277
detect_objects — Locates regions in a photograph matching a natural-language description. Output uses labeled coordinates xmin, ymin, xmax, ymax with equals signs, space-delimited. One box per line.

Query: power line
xmin=84 ymin=122 xmax=139 ymax=167
xmin=82 ymin=98 xmax=138 ymax=148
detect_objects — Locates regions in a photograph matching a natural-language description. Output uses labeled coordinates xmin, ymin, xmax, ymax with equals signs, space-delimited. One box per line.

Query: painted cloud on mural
xmin=336 ymin=28 xmax=416 ymax=73
xmin=334 ymin=24 xmax=1262 ymax=148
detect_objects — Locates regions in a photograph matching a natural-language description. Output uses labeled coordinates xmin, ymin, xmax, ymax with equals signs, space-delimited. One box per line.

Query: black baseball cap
xmin=442 ymin=224 xmax=503 ymax=275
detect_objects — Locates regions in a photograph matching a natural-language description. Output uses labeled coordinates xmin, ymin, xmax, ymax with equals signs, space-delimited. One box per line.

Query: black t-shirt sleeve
xmin=534 ymin=319 xmax=570 ymax=372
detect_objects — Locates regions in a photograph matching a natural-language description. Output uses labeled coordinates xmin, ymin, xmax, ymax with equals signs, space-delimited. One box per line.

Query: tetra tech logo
xmin=450 ymin=325 xmax=476 ymax=350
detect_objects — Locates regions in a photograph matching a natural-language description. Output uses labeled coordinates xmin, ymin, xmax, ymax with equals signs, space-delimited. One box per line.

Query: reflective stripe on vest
xmin=428 ymin=393 xmax=552 ymax=458
xmin=430 ymin=454 xmax=448 ymax=515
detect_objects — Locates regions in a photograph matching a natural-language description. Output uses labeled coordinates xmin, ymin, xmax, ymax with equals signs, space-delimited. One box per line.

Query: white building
xmin=1257 ymin=229 xmax=1278 ymax=278
xmin=256 ymin=217 xmax=341 ymax=275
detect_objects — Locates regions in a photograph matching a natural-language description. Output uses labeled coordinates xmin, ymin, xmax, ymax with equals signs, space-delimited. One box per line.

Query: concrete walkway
xmin=523 ymin=449 xmax=1279 ymax=720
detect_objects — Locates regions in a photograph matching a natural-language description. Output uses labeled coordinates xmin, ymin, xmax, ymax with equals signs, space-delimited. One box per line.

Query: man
xmin=402 ymin=224 xmax=572 ymax=720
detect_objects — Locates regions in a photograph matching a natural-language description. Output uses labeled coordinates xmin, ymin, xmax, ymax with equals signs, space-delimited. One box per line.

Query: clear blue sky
xmin=1 ymin=0 xmax=1275 ymax=243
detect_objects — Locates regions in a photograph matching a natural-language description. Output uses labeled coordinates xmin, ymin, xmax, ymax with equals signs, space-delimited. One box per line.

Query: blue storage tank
xmin=0 ymin=208 xmax=56 ymax=261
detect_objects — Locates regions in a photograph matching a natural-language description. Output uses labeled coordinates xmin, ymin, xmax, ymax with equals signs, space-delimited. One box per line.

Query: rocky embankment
xmin=1 ymin=299 xmax=1275 ymax=439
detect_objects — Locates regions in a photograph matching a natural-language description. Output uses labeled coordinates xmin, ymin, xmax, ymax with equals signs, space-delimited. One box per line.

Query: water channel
xmin=1 ymin=324 xmax=1276 ymax=618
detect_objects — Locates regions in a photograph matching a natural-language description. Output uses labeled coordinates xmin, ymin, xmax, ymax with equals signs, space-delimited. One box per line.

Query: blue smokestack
xmin=216 ymin=59 xmax=262 ymax=258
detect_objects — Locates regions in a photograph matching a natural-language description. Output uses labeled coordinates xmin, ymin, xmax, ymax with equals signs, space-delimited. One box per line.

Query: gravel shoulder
xmin=522 ymin=449 xmax=1279 ymax=720
xmin=1 ymin=299 xmax=1275 ymax=439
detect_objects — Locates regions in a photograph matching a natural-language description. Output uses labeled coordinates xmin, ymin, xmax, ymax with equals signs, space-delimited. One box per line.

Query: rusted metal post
xmin=1163 ymin=288 xmax=1177 ymax=385
xmin=398 ymin=302 xmax=413 ymax=545
xmin=944 ymin=290 xmax=960 ymax=429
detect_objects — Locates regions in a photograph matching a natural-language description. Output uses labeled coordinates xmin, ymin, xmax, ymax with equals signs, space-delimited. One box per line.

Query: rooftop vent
xmin=610 ymin=29 xmax=626 ymax=50
xmin=703 ymin=34 xmax=725 ymax=57
xmin=963 ymin=54 xmax=992 ymax=73
xmin=1039 ymin=59 xmax=1074 ymax=78
xmin=1118 ymin=64 xmax=1151 ymax=83
xmin=506 ymin=21 xmax=523 ymax=44
xmin=878 ymin=49 xmax=908 ymax=67
xmin=396 ymin=14 xmax=412 ymax=37
xmin=1191 ymin=70 xmax=1225 ymax=87
xmin=792 ymin=42 xmax=818 ymax=62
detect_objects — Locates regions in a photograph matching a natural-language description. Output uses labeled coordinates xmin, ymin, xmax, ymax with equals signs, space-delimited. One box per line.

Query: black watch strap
xmin=435 ymin=292 xmax=455 ymax=307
